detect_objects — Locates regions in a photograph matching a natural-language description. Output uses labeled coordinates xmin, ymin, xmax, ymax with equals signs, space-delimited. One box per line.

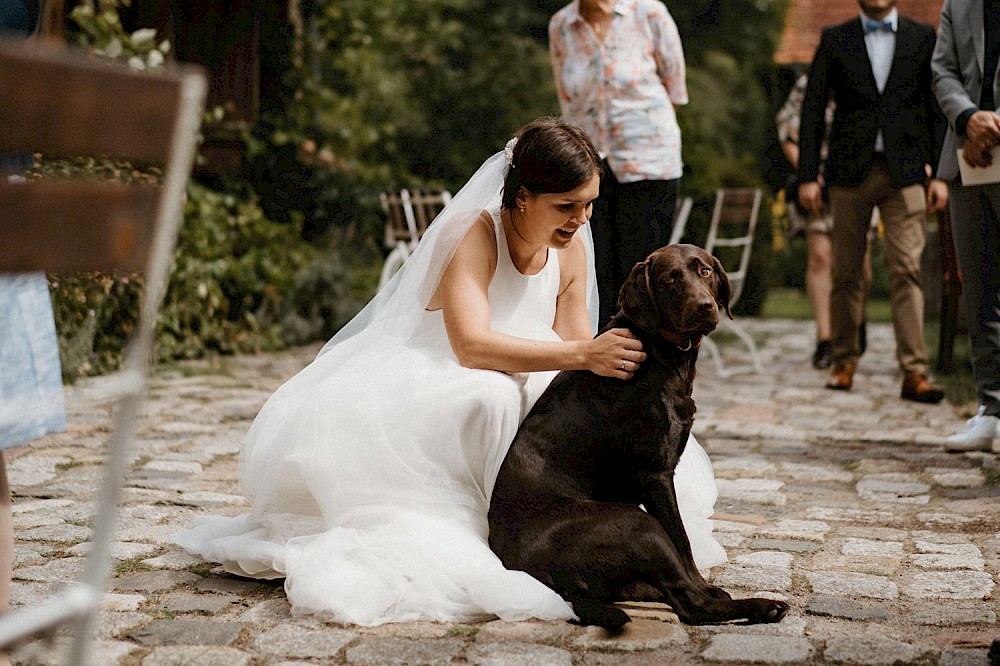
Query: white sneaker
xmin=945 ymin=406 xmax=998 ymax=452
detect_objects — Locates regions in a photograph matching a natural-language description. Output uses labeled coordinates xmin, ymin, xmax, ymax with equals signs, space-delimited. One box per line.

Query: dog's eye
xmin=663 ymin=277 xmax=675 ymax=285
xmin=699 ymin=266 xmax=713 ymax=277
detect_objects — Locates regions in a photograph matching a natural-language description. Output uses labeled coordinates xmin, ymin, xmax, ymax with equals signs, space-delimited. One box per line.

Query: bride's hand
xmin=587 ymin=328 xmax=646 ymax=378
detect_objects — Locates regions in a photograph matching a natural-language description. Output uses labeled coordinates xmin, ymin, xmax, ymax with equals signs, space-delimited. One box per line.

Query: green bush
xmin=47 ymin=179 xmax=353 ymax=379
xmin=40 ymin=0 xmax=386 ymax=379
xmin=155 ymin=182 xmax=317 ymax=361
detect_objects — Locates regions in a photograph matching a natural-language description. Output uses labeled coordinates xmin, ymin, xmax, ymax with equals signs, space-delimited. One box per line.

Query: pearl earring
xmin=518 ymin=205 xmax=525 ymax=213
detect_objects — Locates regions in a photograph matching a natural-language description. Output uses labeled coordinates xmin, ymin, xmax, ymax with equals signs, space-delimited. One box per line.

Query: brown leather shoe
xmin=825 ymin=362 xmax=856 ymax=391
xmin=901 ymin=373 xmax=944 ymax=404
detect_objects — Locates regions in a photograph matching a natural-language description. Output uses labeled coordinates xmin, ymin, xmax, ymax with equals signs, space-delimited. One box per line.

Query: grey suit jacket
xmin=932 ymin=0 xmax=1000 ymax=180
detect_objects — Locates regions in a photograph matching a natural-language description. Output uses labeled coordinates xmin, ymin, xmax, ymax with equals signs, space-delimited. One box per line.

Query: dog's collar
xmin=658 ymin=329 xmax=703 ymax=351
xmin=612 ymin=314 xmax=703 ymax=353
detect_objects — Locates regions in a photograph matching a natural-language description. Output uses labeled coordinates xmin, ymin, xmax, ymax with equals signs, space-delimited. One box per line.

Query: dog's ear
xmin=618 ymin=260 xmax=660 ymax=332
xmin=712 ymin=254 xmax=733 ymax=320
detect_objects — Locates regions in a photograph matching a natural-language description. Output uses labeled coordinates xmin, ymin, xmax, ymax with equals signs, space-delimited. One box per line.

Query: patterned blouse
xmin=549 ymin=0 xmax=688 ymax=183
xmin=775 ymin=73 xmax=833 ymax=164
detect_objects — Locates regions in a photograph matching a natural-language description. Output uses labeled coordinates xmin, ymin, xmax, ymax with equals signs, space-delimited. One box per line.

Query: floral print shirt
xmin=549 ymin=0 xmax=687 ymax=182
xmin=775 ymin=73 xmax=833 ymax=164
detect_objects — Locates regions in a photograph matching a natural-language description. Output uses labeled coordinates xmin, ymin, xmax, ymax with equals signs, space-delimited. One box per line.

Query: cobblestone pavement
xmin=7 ymin=319 xmax=999 ymax=665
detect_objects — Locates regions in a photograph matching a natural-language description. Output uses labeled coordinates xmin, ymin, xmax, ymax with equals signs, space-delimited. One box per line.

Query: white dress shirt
xmin=862 ymin=8 xmax=898 ymax=152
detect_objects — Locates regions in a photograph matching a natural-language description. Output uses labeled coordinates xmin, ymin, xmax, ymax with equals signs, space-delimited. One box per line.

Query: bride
xmin=175 ymin=117 xmax=726 ymax=626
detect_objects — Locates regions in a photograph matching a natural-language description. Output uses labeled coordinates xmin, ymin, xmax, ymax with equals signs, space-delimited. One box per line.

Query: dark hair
xmin=501 ymin=117 xmax=603 ymax=210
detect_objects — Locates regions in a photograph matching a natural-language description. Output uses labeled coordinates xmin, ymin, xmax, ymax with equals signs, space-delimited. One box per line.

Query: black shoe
xmin=812 ymin=340 xmax=833 ymax=370
xmin=859 ymin=322 xmax=867 ymax=357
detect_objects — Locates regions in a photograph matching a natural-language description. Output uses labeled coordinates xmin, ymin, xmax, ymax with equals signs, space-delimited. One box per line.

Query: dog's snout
xmin=696 ymin=298 xmax=715 ymax=313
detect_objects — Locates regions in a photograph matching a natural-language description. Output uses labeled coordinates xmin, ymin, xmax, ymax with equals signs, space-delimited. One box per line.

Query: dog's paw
xmin=745 ymin=598 xmax=789 ymax=624
xmin=570 ymin=599 xmax=631 ymax=633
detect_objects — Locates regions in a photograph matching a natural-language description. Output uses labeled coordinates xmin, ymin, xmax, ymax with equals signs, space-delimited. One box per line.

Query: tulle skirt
xmin=176 ymin=325 xmax=726 ymax=626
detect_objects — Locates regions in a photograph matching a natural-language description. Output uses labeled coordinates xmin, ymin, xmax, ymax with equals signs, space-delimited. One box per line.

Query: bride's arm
xmin=439 ymin=222 xmax=643 ymax=378
xmin=552 ymin=232 xmax=596 ymax=343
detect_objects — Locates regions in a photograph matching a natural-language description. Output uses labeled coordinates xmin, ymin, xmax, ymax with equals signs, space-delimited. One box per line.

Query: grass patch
xmin=447 ymin=625 xmax=479 ymax=639
xmin=983 ymin=468 xmax=1000 ymax=488
xmin=923 ymin=323 xmax=978 ymax=406
xmin=114 ymin=557 xmax=152 ymax=577
xmin=185 ymin=562 xmax=222 ymax=577
xmin=761 ymin=288 xmax=892 ymax=322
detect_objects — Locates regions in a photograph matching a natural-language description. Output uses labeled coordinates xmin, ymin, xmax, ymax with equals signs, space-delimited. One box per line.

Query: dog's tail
xmin=570 ymin=598 xmax=631 ymax=634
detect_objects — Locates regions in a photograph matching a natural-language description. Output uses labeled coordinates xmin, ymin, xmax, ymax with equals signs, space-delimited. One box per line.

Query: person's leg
xmin=805 ymin=225 xmax=833 ymax=368
xmin=611 ymin=178 xmax=679 ymax=291
xmin=0 ymin=454 xmax=13 ymax=666
xmin=858 ymin=214 xmax=876 ymax=357
xmin=877 ymin=183 xmax=930 ymax=376
xmin=0 ymin=452 xmax=9 ymax=613
xmin=951 ymin=183 xmax=1000 ymax=416
xmin=806 ymin=227 xmax=833 ymax=339
xmin=945 ymin=183 xmax=1000 ymax=448
xmin=827 ymin=184 xmax=875 ymax=369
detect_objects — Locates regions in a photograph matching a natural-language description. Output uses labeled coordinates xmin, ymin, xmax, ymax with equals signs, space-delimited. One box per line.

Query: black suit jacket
xmin=798 ymin=16 xmax=941 ymax=189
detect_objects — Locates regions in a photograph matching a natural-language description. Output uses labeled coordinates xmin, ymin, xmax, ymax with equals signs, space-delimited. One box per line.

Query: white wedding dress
xmin=176 ymin=210 xmax=726 ymax=626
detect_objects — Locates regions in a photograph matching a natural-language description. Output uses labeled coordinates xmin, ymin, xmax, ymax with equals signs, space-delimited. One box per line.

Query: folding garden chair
xmin=378 ymin=188 xmax=451 ymax=289
xmin=0 ymin=39 xmax=206 ymax=664
xmin=699 ymin=188 xmax=766 ymax=377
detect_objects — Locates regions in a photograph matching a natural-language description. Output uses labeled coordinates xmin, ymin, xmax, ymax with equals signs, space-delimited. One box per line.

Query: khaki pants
xmin=828 ymin=157 xmax=929 ymax=374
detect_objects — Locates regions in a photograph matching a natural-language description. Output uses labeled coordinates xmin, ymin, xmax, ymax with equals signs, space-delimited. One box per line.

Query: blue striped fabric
xmin=0 ymin=274 xmax=67 ymax=449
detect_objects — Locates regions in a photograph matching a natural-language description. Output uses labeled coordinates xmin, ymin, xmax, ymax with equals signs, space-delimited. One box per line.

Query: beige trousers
xmin=828 ymin=157 xmax=929 ymax=375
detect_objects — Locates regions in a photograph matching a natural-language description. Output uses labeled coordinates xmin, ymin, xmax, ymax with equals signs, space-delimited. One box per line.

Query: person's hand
xmin=588 ymin=328 xmax=646 ymax=379
xmin=926 ymin=179 xmax=949 ymax=213
xmin=797 ymin=181 xmax=823 ymax=216
xmin=963 ymin=136 xmax=995 ymax=168
xmin=963 ymin=111 xmax=1000 ymax=168
xmin=966 ymin=110 xmax=1000 ymax=147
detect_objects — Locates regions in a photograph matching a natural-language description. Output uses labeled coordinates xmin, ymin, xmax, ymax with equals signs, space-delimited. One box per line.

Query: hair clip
xmin=504 ymin=137 xmax=518 ymax=167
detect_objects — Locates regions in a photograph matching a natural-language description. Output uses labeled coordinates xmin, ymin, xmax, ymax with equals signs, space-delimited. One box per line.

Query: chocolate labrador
xmin=488 ymin=244 xmax=789 ymax=631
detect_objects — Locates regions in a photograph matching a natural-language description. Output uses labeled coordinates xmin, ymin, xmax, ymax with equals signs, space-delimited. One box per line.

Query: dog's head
xmin=617 ymin=244 xmax=732 ymax=344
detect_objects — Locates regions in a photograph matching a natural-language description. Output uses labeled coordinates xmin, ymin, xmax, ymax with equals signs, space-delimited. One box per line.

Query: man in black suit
xmin=797 ymin=0 xmax=949 ymax=403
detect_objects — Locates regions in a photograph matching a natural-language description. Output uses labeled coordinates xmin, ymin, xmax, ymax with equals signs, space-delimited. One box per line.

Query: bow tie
xmin=863 ymin=18 xmax=894 ymax=34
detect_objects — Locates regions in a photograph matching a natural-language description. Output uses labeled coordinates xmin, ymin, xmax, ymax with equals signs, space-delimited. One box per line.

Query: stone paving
xmin=6 ymin=318 xmax=1000 ymax=665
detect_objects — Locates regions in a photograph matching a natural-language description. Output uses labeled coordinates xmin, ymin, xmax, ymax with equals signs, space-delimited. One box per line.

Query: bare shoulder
xmin=453 ymin=210 xmax=498 ymax=262
xmin=557 ymin=231 xmax=589 ymax=289
xmin=428 ymin=210 xmax=497 ymax=310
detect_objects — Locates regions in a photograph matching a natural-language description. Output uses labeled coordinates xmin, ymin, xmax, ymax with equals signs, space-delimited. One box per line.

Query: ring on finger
xmin=621 ymin=360 xmax=627 ymax=371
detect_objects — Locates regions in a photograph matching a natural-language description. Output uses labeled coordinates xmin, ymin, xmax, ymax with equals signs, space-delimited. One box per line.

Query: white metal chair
xmin=378 ymin=187 xmax=451 ymax=289
xmin=0 ymin=39 xmax=206 ymax=664
xmin=699 ymin=188 xmax=766 ymax=377
xmin=668 ymin=195 xmax=693 ymax=245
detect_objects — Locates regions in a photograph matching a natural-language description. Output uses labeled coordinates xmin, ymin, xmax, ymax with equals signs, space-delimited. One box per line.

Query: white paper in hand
xmin=958 ymin=148 xmax=1000 ymax=186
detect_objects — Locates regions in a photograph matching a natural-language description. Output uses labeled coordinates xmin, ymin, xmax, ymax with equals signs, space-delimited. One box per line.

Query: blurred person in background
xmin=0 ymin=1 xmax=67 ymax=663
xmin=550 ymin=0 xmax=688 ymax=326
xmin=776 ymin=72 xmax=873 ymax=370
xmin=932 ymin=0 xmax=1000 ymax=451
xmin=798 ymin=0 xmax=949 ymax=403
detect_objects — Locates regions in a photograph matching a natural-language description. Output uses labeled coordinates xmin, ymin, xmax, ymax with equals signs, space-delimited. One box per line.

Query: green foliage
xmin=680 ymin=51 xmax=772 ymax=199
xmin=284 ymin=0 xmax=559 ymax=190
xmin=46 ymin=179 xmax=324 ymax=378
xmin=48 ymin=272 xmax=140 ymax=379
xmin=45 ymin=1 xmax=385 ymax=378
xmin=155 ymin=183 xmax=316 ymax=361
